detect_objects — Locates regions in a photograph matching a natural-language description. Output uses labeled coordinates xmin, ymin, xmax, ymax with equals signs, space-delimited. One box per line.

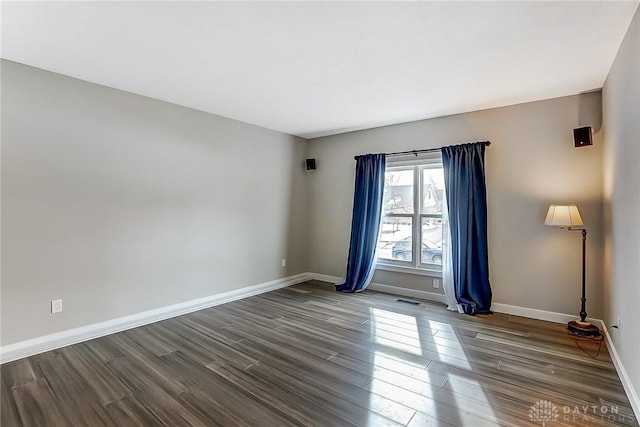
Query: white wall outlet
xmin=281 ymin=258 xmax=286 ymax=267
xmin=617 ymin=316 xmax=621 ymax=329
xmin=433 ymin=279 xmax=440 ymax=289
xmin=51 ymin=299 xmax=63 ymax=314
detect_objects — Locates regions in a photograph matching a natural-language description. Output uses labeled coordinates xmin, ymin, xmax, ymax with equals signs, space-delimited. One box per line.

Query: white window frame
xmin=376 ymin=154 xmax=444 ymax=277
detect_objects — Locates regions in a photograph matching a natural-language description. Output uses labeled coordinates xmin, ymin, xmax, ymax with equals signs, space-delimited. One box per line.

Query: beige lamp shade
xmin=544 ymin=204 xmax=584 ymax=227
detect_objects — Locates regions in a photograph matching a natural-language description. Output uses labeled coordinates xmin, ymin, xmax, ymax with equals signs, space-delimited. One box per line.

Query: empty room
xmin=1 ymin=1 xmax=639 ymax=426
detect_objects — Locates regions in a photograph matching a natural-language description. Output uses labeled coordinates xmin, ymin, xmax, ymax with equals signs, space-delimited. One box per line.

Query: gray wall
xmin=307 ymin=92 xmax=605 ymax=318
xmin=1 ymin=61 xmax=308 ymax=345
xmin=603 ymin=7 xmax=640 ymax=406
xmin=0 ymin=52 xmax=620 ymax=353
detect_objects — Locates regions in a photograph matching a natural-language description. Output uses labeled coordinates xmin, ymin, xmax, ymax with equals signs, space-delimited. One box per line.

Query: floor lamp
xmin=544 ymin=204 xmax=600 ymax=337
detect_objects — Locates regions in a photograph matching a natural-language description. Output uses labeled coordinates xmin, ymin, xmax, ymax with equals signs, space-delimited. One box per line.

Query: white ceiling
xmin=2 ymin=1 xmax=638 ymax=139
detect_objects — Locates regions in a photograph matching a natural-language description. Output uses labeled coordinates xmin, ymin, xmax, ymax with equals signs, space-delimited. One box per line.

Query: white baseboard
xmin=490 ymin=302 xmax=597 ymax=325
xmin=367 ymin=282 xmax=447 ymax=304
xmin=310 ymin=272 xmax=605 ymax=326
xmin=0 ymin=272 xmax=312 ymax=364
xmin=308 ymin=272 xmax=447 ymax=304
xmin=310 ymin=273 xmax=343 ymax=285
xmin=601 ymin=321 xmax=640 ymax=420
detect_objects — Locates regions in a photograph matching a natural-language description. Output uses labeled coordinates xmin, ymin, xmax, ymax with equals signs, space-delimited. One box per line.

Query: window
xmin=377 ymin=157 xmax=445 ymax=273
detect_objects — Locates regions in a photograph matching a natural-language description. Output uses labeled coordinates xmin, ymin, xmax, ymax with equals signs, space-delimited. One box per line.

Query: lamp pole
xmin=579 ymin=228 xmax=587 ymax=322
xmin=566 ymin=227 xmax=599 ymax=336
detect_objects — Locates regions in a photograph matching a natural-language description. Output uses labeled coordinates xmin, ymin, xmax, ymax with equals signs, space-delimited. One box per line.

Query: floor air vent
xmin=396 ymin=299 xmax=421 ymax=306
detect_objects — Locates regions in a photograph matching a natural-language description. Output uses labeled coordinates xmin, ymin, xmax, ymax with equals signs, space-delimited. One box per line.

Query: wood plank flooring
xmin=1 ymin=280 xmax=637 ymax=426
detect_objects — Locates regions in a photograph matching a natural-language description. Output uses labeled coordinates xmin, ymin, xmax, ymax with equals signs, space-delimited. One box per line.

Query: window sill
xmin=375 ymin=263 xmax=442 ymax=277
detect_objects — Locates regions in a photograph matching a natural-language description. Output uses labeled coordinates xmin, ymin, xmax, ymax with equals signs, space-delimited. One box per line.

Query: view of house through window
xmin=377 ymin=161 xmax=445 ymax=270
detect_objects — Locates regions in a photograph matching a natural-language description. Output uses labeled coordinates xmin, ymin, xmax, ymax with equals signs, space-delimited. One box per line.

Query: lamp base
xmin=568 ymin=320 xmax=600 ymax=337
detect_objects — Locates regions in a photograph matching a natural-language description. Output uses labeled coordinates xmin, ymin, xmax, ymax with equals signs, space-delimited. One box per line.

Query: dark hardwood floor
xmin=1 ymin=280 xmax=637 ymax=426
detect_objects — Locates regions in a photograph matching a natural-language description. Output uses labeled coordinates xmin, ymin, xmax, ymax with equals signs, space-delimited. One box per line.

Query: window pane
xmin=378 ymin=217 xmax=412 ymax=262
xmin=383 ymin=169 xmax=414 ymax=214
xmin=422 ymin=167 xmax=445 ymax=214
xmin=421 ymin=217 xmax=443 ymax=265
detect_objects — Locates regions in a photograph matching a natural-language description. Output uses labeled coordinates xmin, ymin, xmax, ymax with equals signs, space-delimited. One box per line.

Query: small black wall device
xmin=573 ymin=127 xmax=593 ymax=148
xmin=305 ymin=158 xmax=316 ymax=171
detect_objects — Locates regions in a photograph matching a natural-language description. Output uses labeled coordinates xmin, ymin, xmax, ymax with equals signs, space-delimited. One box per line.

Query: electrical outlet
xmin=51 ymin=299 xmax=63 ymax=314
xmin=281 ymin=258 xmax=286 ymax=267
xmin=617 ymin=316 xmax=621 ymax=329
xmin=433 ymin=279 xmax=440 ymax=289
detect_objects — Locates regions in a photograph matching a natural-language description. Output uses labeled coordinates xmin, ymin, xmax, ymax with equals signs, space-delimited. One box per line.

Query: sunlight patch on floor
xmin=428 ymin=320 xmax=498 ymax=424
xmin=428 ymin=320 xmax=470 ymax=369
xmin=371 ymin=307 xmax=422 ymax=355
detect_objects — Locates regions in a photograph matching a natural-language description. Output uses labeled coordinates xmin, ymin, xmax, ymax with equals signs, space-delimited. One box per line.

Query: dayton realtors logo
xmin=528 ymin=400 xmax=559 ymax=426
xmin=528 ymin=400 xmax=636 ymax=425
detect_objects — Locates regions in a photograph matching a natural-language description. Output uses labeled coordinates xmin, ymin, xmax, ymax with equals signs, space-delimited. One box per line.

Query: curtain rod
xmin=354 ymin=141 xmax=491 ymax=160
